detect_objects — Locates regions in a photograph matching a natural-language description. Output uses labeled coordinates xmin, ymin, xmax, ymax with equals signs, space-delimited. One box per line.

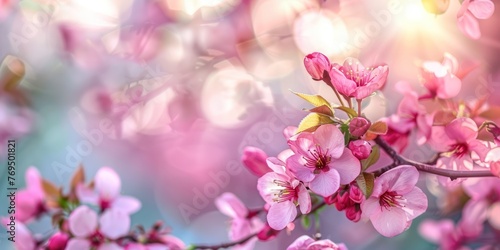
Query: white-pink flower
xmin=420 ymin=53 xmax=462 ymax=99
xmin=457 ymin=0 xmax=495 ymax=39
xmin=287 ymin=124 xmax=361 ymax=197
xmin=257 ymin=157 xmax=311 ymax=230
xmin=215 ymin=192 xmax=264 ymax=248
xmin=77 ymin=167 xmax=141 ymax=214
xmin=361 ymin=165 xmax=428 ymax=237
xmin=67 ymin=206 xmax=130 ymax=250
xmin=287 ymin=235 xmax=348 ymax=250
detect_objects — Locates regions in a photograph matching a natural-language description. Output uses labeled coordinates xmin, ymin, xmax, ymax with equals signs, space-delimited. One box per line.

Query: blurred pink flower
xmin=287 ymin=124 xmax=360 ymax=197
xmin=303 ymin=52 xmax=331 ymax=81
xmin=329 ymin=58 xmax=389 ymax=100
xmin=257 ymin=157 xmax=311 ymax=230
xmin=215 ymin=192 xmax=264 ymax=248
xmin=485 ymin=147 xmax=500 ymax=177
xmin=461 ymin=177 xmax=500 ymax=232
xmin=67 ymin=206 xmax=130 ymax=250
xmin=457 ymin=0 xmax=495 ymax=39
xmin=77 ymin=167 xmax=141 ymax=214
xmin=0 ymin=0 xmax=13 ymax=20
xmin=420 ymin=53 xmax=462 ymax=99
xmin=435 ymin=118 xmax=491 ymax=171
xmin=380 ymin=119 xmax=411 ymax=153
xmin=287 ymin=235 xmax=348 ymax=250
xmin=241 ymin=146 xmax=271 ymax=177
xmin=16 ymin=167 xmax=46 ymax=222
xmin=419 ymin=219 xmax=468 ymax=250
xmin=0 ymin=97 xmax=33 ymax=156
xmin=348 ymin=140 xmax=372 ymax=160
xmin=361 ymin=165 xmax=427 ymax=237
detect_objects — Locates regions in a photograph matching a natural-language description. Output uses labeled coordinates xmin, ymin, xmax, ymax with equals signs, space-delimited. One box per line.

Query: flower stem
xmin=332 ymin=88 xmax=346 ymax=107
xmin=357 ymin=99 xmax=362 ymax=116
xmin=373 ymin=137 xmax=495 ymax=180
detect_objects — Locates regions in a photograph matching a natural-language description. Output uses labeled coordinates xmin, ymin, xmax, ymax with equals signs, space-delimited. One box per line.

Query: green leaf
xmin=340 ymin=123 xmax=351 ymax=145
xmin=296 ymin=113 xmax=334 ymax=133
xmin=334 ymin=106 xmax=357 ymax=118
xmin=306 ymin=104 xmax=334 ymax=117
xmin=361 ymin=145 xmax=380 ymax=171
xmin=301 ymin=214 xmax=311 ymax=229
xmin=356 ymin=173 xmax=375 ymax=198
xmin=292 ymin=91 xmax=332 ymax=108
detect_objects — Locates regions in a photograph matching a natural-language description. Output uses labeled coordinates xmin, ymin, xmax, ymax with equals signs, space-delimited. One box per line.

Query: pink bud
xmin=241 ymin=146 xmax=270 ymax=177
xmin=349 ymin=117 xmax=371 ymax=137
xmin=334 ymin=191 xmax=350 ymax=211
xmin=303 ymin=52 xmax=331 ymax=81
xmin=349 ymin=185 xmax=365 ymax=203
xmin=257 ymin=224 xmax=280 ymax=241
xmin=348 ymin=140 xmax=372 ymax=160
xmin=324 ymin=193 xmax=337 ymax=205
xmin=345 ymin=206 xmax=361 ymax=222
xmin=48 ymin=232 xmax=69 ymax=250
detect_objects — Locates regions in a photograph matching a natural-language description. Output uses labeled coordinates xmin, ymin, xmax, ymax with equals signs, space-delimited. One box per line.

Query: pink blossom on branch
xmin=329 ymin=58 xmax=389 ymax=100
xmin=241 ymin=146 xmax=271 ymax=177
xmin=287 ymin=124 xmax=361 ymax=197
xmin=419 ymin=53 xmax=462 ymax=99
xmin=361 ymin=165 xmax=428 ymax=237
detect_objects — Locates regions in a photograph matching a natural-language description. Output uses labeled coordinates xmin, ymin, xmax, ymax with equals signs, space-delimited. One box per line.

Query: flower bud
xmin=349 ymin=117 xmax=371 ymax=137
xmin=334 ymin=191 xmax=350 ymax=211
xmin=348 ymin=140 xmax=372 ymax=160
xmin=257 ymin=224 xmax=280 ymax=241
xmin=48 ymin=232 xmax=69 ymax=250
xmin=345 ymin=206 xmax=361 ymax=222
xmin=241 ymin=146 xmax=270 ymax=177
xmin=349 ymin=185 xmax=365 ymax=203
xmin=303 ymin=52 xmax=331 ymax=81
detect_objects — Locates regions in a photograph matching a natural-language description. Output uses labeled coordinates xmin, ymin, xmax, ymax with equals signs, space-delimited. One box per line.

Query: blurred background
xmin=1 ymin=0 xmax=500 ymax=249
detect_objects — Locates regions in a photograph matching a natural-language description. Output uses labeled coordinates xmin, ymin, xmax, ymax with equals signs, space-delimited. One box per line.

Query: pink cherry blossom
xmin=16 ymin=167 xmax=46 ymax=222
xmin=420 ymin=53 xmax=462 ymax=99
xmin=303 ymin=52 xmax=331 ymax=81
xmin=419 ymin=219 xmax=469 ymax=250
xmin=457 ymin=0 xmax=495 ymax=39
xmin=435 ymin=118 xmax=491 ymax=171
xmin=348 ymin=140 xmax=372 ymax=160
xmin=215 ymin=192 xmax=264 ymax=248
xmin=329 ymin=58 xmax=389 ymax=100
xmin=67 ymin=205 xmax=130 ymax=250
xmin=287 ymin=235 xmax=348 ymax=250
xmin=257 ymin=157 xmax=311 ymax=230
xmin=241 ymin=146 xmax=271 ymax=177
xmin=460 ymin=177 xmax=500 ymax=232
xmin=77 ymin=167 xmax=141 ymax=214
xmin=361 ymin=165 xmax=428 ymax=237
xmin=287 ymin=124 xmax=361 ymax=197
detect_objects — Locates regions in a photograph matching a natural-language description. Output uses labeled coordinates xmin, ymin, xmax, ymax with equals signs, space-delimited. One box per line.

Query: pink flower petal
xmin=360 ymin=197 xmax=381 ymax=218
xmin=95 ymin=167 xmax=122 ymax=201
xmin=258 ymin=172 xmax=289 ymax=204
xmin=297 ymin=184 xmax=311 ymax=214
xmin=267 ymin=201 xmax=297 ymax=230
xmin=354 ymin=65 xmax=389 ymax=100
xmin=111 ymin=196 xmax=142 ymax=214
xmin=99 ymin=209 xmax=130 ymax=239
xmin=442 ymin=53 xmax=459 ymax=74
xmin=241 ymin=146 xmax=270 ymax=177
xmin=445 ymin=118 xmax=478 ymax=143
xmin=76 ymin=185 xmax=99 ymax=205
xmin=487 ymin=202 xmax=500 ymax=230
xmin=460 ymin=199 xmax=488 ymax=237
xmin=379 ymin=165 xmax=419 ymax=194
xmin=266 ymin=157 xmax=287 ymax=176
xmin=458 ymin=12 xmax=481 ymax=39
xmin=331 ymin=149 xmax=361 ymax=184
xmin=402 ymin=187 xmax=428 ymax=220
xmin=14 ymin=222 xmax=36 ymax=250
xmin=287 ymin=155 xmax=315 ymax=182
xmin=457 ymin=0 xmax=471 ymax=17
xmin=371 ymin=207 xmax=408 ymax=237
xmin=436 ymin=73 xmax=461 ymax=99
xmin=66 ymin=239 xmax=91 ymax=250
xmin=287 ymin=235 xmax=315 ymax=250
xmin=68 ymin=206 xmax=98 ymax=237
xmin=418 ymin=219 xmax=454 ymax=244
xmin=25 ymin=167 xmax=44 ymax=199
xmin=309 ymin=170 xmax=340 ymax=197
xmin=329 ymin=68 xmax=357 ymax=97
xmin=314 ymin=124 xmax=345 ymax=159
xmin=468 ymin=0 xmax=495 ymax=19
xmin=215 ymin=192 xmax=248 ymax=219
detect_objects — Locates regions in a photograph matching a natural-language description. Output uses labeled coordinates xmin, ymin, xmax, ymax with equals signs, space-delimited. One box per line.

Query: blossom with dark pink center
xmin=77 ymin=167 xmax=141 ymax=214
xmin=329 ymin=58 xmax=389 ymax=100
xmin=67 ymin=205 xmax=130 ymax=250
xmin=287 ymin=124 xmax=361 ymax=197
xmin=215 ymin=192 xmax=264 ymax=248
xmin=419 ymin=219 xmax=468 ymax=250
xmin=361 ymin=165 xmax=427 ymax=237
xmin=457 ymin=0 xmax=495 ymax=39
xmin=257 ymin=157 xmax=311 ymax=230
xmin=287 ymin=235 xmax=348 ymax=250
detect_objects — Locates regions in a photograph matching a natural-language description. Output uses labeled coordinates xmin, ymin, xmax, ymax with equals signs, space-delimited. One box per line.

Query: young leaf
xmin=334 ymin=106 xmax=358 ymax=118
xmin=70 ymin=165 xmax=85 ymax=192
xmin=296 ymin=113 xmax=334 ymax=133
xmin=356 ymin=173 xmax=375 ymax=198
xmin=292 ymin=91 xmax=332 ymax=108
xmin=307 ymin=104 xmax=334 ymax=117
xmin=479 ymin=106 xmax=500 ymax=120
xmin=301 ymin=214 xmax=311 ymax=229
xmin=42 ymin=179 xmax=61 ymax=201
xmin=368 ymin=121 xmax=388 ymax=135
xmin=361 ymin=145 xmax=380 ymax=171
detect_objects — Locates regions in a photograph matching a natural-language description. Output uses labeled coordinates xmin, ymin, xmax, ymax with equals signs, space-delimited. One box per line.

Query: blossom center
xmin=341 ymin=64 xmax=377 ymax=87
xmin=271 ymin=180 xmax=298 ymax=203
xmin=379 ymin=191 xmax=405 ymax=209
xmin=89 ymin=231 xmax=105 ymax=247
xmin=449 ymin=143 xmax=468 ymax=158
xmin=304 ymin=145 xmax=331 ymax=173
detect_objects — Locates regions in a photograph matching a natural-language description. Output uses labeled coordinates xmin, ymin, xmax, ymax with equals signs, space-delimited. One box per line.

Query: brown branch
xmin=374 ymin=137 xmax=495 ymax=180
